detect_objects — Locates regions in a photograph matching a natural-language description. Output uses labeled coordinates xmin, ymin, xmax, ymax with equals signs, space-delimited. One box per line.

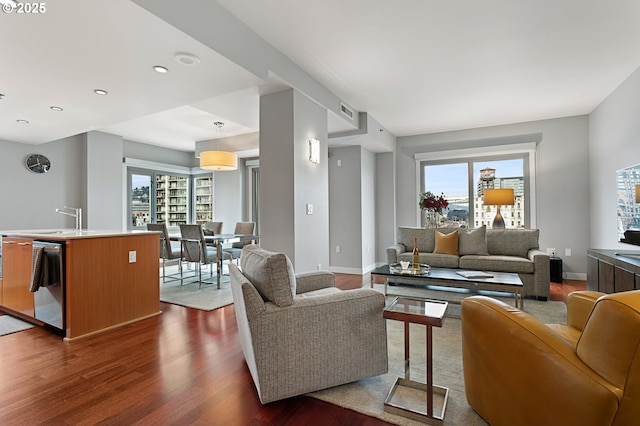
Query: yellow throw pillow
xmin=433 ymin=230 xmax=459 ymax=256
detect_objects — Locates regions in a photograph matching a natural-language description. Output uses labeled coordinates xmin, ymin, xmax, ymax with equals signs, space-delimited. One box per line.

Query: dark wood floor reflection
xmin=0 ymin=275 xmax=583 ymax=425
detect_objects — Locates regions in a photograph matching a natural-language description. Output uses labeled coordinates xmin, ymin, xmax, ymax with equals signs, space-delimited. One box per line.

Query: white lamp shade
xmin=200 ymin=151 xmax=238 ymax=171
xmin=483 ymin=188 xmax=515 ymax=206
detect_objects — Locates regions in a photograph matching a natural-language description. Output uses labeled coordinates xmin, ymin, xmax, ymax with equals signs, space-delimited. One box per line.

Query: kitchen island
xmin=0 ymin=229 xmax=160 ymax=341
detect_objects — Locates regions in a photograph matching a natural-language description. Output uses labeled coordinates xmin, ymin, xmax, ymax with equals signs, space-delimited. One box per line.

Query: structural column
xmin=259 ymin=88 xmax=329 ymax=272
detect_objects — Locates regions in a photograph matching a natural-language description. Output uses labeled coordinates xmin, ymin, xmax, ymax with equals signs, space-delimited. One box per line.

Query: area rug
xmin=159 ymin=269 xmax=234 ymax=311
xmin=308 ymin=284 xmax=567 ymax=425
xmin=0 ymin=315 xmax=35 ymax=337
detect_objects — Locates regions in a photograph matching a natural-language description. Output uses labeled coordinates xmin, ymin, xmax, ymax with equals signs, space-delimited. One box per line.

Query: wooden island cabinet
xmin=1 ymin=230 xmax=160 ymax=340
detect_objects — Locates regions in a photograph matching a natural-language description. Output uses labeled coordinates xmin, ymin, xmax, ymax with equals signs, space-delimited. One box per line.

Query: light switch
xmin=306 ymin=203 xmax=313 ymax=215
xmin=129 ymin=250 xmax=137 ymax=263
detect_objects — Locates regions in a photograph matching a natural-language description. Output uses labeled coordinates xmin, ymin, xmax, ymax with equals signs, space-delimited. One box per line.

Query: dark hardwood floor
xmin=0 ymin=275 xmax=584 ymax=425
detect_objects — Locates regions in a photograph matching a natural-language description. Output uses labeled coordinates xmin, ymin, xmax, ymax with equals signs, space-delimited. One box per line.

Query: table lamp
xmin=483 ymin=188 xmax=514 ymax=229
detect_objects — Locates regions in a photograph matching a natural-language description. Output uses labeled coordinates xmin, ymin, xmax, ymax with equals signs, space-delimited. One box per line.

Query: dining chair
xmin=179 ymin=224 xmax=231 ymax=287
xmin=203 ymin=221 xmax=223 ymax=235
xmin=146 ymin=223 xmax=182 ymax=283
xmin=224 ymin=221 xmax=256 ymax=264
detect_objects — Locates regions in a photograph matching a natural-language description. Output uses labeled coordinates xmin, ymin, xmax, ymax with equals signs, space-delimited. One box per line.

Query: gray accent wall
xmin=213 ymin=161 xmax=245 ymax=234
xmin=376 ymin=152 xmax=396 ymax=265
xmin=0 ymin=135 xmax=85 ymax=230
xmin=589 ymin=64 xmax=640 ymax=250
xmin=395 ymin=116 xmax=590 ymax=279
xmin=86 ymin=131 xmax=123 ymax=229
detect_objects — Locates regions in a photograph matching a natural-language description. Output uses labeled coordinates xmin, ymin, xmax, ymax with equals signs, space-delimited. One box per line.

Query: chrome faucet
xmin=56 ymin=206 xmax=82 ymax=231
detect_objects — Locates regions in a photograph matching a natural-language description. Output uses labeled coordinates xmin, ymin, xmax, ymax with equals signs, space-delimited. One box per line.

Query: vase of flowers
xmin=419 ymin=191 xmax=449 ymax=228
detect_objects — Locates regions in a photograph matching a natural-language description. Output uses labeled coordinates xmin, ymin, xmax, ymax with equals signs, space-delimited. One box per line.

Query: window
xmin=420 ymin=153 xmax=530 ymax=229
xmin=127 ymin=164 xmax=213 ymax=230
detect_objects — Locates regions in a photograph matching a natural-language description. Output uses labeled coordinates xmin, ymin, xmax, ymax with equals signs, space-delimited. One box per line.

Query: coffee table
xmin=371 ymin=265 xmax=524 ymax=309
xmin=383 ymin=296 xmax=449 ymax=424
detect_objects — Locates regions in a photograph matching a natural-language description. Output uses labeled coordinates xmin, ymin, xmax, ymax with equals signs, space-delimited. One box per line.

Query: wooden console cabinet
xmin=587 ymin=249 xmax=640 ymax=293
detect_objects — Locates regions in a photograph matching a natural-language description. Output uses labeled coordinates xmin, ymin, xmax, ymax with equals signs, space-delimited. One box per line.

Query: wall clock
xmin=25 ymin=154 xmax=51 ymax=173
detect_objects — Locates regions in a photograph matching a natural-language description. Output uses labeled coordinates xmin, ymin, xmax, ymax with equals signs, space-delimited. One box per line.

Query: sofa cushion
xmin=434 ymin=230 xmax=459 ymax=255
xmin=240 ymin=245 xmax=296 ymax=307
xmin=397 ymin=227 xmax=457 ymax=253
xmin=486 ymin=229 xmax=539 ymax=258
xmin=458 ymin=225 xmax=489 ymax=256
xmin=398 ymin=252 xmax=460 ymax=268
xmin=460 ymin=255 xmax=534 ymax=274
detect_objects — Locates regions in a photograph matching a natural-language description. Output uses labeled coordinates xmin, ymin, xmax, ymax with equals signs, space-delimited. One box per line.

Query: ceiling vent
xmin=340 ymin=102 xmax=354 ymax=120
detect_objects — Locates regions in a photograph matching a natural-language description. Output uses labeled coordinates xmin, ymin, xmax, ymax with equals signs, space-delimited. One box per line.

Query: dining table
xmin=170 ymin=232 xmax=259 ymax=288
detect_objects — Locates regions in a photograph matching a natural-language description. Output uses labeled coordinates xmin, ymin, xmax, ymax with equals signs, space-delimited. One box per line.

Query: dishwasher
xmin=32 ymin=241 xmax=65 ymax=335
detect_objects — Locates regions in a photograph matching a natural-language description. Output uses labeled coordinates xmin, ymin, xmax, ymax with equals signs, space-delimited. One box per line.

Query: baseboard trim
xmin=565 ymin=272 xmax=586 ymax=281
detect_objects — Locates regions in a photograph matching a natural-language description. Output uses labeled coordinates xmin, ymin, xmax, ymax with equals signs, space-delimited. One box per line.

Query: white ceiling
xmin=2 ymin=0 xmax=640 ymax=153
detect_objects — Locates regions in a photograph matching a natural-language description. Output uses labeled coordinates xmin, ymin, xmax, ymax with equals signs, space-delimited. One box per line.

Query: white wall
xmin=394 ymin=116 xmax=590 ymax=278
xmin=589 ymin=65 xmax=640 ymax=250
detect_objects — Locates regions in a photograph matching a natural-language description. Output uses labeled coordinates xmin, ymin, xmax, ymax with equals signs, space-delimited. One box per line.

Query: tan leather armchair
xmin=461 ymin=290 xmax=640 ymax=426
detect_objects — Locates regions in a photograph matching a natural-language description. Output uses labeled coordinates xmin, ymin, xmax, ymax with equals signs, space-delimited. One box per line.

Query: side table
xmin=383 ymin=296 xmax=449 ymax=425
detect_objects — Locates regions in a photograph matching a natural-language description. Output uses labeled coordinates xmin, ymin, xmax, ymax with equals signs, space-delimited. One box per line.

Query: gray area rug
xmin=308 ymin=283 xmax=567 ymax=425
xmin=159 ymin=265 xmax=233 ymax=311
xmin=0 ymin=315 xmax=35 ymax=336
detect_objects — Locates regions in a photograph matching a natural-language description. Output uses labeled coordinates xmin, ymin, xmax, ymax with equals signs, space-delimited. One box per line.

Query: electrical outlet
xmin=317 ymin=264 xmax=321 ymax=270
xmin=306 ymin=203 xmax=313 ymax=215
xmin=336 ymin=245 xmax=341 ymax=253
xmin=129 ymin=250 xmax=137 ymax=263
xmin=565 ymin=248 xmax=572 ymax=257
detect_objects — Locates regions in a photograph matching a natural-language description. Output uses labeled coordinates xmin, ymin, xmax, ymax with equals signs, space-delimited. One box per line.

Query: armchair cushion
xmin=240 ymin=244 xmax=296 ymax=307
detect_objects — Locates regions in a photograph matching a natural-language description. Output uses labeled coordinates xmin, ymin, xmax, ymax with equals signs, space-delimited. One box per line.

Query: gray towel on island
xmin=30 ymin=246 xmax=45 ymax=292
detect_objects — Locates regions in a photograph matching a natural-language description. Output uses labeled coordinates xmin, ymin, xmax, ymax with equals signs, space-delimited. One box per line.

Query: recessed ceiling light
xmin=50 ymin=106 xmax=63 ymax=111
xmin=174 ymin=52 xmax=201 ymax=67
xmin=153 ymin=65 xmax=169 ymax=73
xmin=94 ymin=89 xmax=108 ymax=95
xmin=17 ymin=119 xmax=29 ymax=124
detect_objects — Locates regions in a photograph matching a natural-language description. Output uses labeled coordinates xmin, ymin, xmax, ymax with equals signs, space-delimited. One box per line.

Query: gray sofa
xmin=387 ymin=226 xmax=550 ymax=299
xmin=230 ymin=244 xmax=388 ymax=404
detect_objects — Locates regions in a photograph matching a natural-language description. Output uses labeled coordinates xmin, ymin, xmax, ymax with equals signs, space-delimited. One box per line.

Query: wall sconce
xmin=483 ymin=188 xmax=515 ymax=229
xmin=309 ymin=138 xmax=320 ymax=164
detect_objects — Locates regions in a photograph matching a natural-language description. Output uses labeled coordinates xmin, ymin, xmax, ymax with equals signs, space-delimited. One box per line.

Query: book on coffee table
xmin=456 ymin=270 xmax=494 ymax=279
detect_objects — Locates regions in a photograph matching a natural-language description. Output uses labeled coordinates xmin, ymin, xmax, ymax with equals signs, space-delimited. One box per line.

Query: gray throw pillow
xmin=240 ymin=245 xmax=296 ymax=307
xmin=486 ymin=229 xmax=539 ymax=258
xmin=458 ymin=225 xmax=489 ymax=256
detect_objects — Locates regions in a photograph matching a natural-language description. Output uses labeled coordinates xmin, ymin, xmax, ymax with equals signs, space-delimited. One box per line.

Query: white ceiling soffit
xmin=216 ymin=0 xmax=640 ymax=137
xmin=0 ymin=0 xmax=263 ymax=147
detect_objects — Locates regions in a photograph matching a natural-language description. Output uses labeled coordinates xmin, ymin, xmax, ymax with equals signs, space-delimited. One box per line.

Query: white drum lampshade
xmin=200 ymin=151 xmax=238 ymax=171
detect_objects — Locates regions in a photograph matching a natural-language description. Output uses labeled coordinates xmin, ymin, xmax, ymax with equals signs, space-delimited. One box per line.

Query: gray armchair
xmin=229 ymin=244 xmax=388 ymax=404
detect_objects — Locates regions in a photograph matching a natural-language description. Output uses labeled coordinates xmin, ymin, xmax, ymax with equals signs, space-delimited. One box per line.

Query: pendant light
xmin=200 ymin=121 xmax=238 ymax=171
